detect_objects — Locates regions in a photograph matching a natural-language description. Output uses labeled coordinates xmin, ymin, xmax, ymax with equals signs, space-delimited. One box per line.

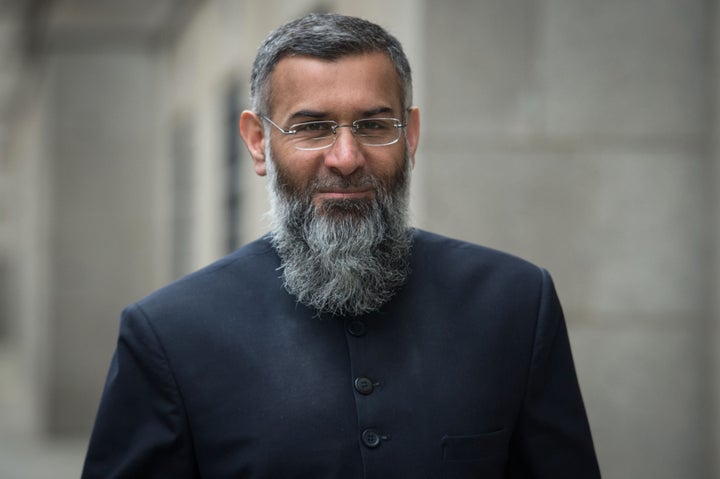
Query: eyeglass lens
xmin=290 ymin=118 xmax=402 ymax=149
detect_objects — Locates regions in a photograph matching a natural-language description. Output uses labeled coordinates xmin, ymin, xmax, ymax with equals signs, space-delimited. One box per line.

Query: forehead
xmin=268 ymin=52 xmax=403 ymax=119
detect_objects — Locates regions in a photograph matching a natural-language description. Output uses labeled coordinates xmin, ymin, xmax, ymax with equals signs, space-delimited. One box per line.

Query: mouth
xmin=311 ymin=188 xmax=376 ymax=217
xmin=313 ymin=188 xmax=375 ymax=202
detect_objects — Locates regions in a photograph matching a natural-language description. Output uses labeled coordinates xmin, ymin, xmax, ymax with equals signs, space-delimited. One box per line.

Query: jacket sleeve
xmin=507 ymin=269 xmax=602 ymax=478
xmin=81 ymin=304 xmax=200 ymax=479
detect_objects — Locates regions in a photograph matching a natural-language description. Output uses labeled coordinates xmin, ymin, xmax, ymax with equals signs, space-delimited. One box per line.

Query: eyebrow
xmin=288 ymin=110 xmax=327 ymax=122
xmin=361 ymin=106 xmax=394 ymax=117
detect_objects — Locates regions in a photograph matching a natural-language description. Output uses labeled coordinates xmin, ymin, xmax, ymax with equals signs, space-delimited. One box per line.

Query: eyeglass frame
xmin=261 ymin=115 xmax=407 ymax=151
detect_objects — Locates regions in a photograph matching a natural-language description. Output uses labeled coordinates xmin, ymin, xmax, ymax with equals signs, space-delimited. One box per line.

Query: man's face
xmin=260 ymin=52 xmax=419 ymax=214
xmin=239 ymin=52 xmax=420 ymax=316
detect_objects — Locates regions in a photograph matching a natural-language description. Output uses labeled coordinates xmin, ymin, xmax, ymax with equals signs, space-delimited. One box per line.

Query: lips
xmin=314 ymin=189 xmax=374 ymax=201
xmin=311 ymin=175 xmax=378 ymax=204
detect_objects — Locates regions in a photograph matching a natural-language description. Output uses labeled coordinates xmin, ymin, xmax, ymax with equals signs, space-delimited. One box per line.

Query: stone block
xmin=424 ymin=0 xmax=540 ymax=137
xmin=538 ymin=0 xmax=709 ymax=139
xmin=569 ymin=326 xmax=711 ymax=479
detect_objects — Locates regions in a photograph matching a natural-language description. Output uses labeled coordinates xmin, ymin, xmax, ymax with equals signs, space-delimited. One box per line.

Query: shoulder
xmin=411 ymin=229 xmax=544 ymax=281
xmin=408 ymin=229 xmax=554 ymax=308
xmin=133 ymin=236 xmax=280 ymax=317
xmin=406 ymin=230 xmax=561 ymax=337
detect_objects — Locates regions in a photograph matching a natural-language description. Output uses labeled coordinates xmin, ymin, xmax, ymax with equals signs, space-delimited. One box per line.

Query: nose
xmin=323 ymin=126 xmax=366 ymax=177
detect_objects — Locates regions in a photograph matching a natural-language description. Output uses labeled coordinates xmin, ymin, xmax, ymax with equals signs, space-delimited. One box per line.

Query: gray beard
xmin=266 ymin=147 xmax=413 ymax=317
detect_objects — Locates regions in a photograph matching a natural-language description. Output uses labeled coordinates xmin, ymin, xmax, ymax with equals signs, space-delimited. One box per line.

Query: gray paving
xmin=0 ymin=344 xmax=87 ymax=479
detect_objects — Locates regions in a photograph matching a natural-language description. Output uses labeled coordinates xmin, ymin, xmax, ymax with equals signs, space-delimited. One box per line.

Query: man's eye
xmin=295 ymin=122 xmax=333 ymax=132
xmin=357 ymin=120 xmax=389 ymax=130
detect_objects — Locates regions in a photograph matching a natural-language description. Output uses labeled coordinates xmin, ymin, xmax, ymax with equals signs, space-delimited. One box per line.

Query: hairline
xmin=250 ymin=14 xmax=413 ymax=118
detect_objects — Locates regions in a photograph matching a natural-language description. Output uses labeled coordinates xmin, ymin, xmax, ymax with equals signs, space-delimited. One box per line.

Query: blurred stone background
xmin=0 ymin=0 xmax=717 ymax=477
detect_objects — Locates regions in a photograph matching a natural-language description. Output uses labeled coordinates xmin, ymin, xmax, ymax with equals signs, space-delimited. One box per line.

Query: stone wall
xmin=421 ymin=1 xmax=714 ymax=477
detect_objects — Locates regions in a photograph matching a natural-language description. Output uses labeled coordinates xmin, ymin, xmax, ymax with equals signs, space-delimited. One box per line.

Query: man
xmin=82 ymin=13 xmax=601 ymax=478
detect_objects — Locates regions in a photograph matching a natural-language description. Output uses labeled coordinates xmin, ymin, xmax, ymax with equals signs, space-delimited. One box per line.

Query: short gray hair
xmin=250 ymin=13 xmax=413 ymax=116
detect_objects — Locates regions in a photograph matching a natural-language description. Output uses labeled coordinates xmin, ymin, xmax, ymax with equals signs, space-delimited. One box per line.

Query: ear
xmin=239 ymin=110 xmax=268 ymax=176
xmin=405 ymin=107 xmax=420 ymax=167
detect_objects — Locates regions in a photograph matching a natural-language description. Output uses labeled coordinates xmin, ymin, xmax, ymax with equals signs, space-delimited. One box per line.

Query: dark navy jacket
xmin=82 ymin=229 xmax=600 ymax=478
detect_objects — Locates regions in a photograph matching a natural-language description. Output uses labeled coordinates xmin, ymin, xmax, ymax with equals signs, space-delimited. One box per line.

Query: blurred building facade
xmin=0 ymin=0 xmax=717 ymax=477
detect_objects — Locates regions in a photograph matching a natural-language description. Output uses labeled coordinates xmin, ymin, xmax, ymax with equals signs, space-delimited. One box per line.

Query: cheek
xmin=272 ymin=149 xmax=323 ymax=194
xmin=369 ymin=149 xmax=407 ymax=187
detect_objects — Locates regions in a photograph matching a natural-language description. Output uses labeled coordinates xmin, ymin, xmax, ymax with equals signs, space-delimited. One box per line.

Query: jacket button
xmin=361 ymin=428 xmax=382 ymax=448
xmin=354 ymin=376 xmax=375 ymax=395
xmin=346 ymin=320 xmax=367 ymax=337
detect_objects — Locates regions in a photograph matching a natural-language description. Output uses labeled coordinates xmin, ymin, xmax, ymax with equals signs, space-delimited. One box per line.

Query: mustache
xmin=308 ymin=172 xmax=379 ymax=192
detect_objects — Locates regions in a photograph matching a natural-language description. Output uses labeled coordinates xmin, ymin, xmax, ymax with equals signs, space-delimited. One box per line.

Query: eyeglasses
xmin=262 ymin=116 xmax=406 ymax=151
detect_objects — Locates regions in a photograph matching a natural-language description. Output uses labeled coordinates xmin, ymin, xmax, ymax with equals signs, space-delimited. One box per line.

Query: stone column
xmin=29 ymin=5 xmax=171 ymax=434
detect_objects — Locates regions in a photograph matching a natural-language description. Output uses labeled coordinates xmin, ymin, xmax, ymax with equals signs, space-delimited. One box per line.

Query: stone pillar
xmin=15 ymin=1 xmax=177 ymax=433
xmin=42 ymin=48 xmax=162 ymax=434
